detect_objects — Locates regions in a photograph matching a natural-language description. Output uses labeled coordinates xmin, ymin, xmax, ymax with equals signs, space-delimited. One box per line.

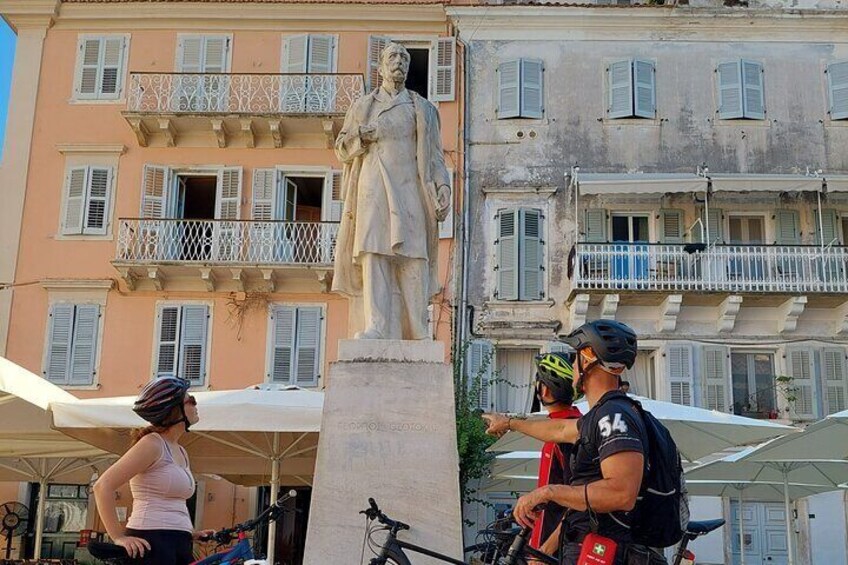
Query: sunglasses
xmin=184 ymin=395 xmax=197 ymax=406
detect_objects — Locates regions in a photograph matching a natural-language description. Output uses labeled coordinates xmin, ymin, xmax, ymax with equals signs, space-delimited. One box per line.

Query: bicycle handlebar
xmin=360 ymin=498 xmax=410 ymax=532
xmin=199 ymin=490 xmax=298 ymax=543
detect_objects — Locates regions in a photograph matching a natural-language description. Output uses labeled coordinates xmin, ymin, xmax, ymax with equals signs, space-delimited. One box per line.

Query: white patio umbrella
xmin=743 ymin=407 xmax=848 ymax=461
xmin=51 ymin=385 xmax=323 ymax=565
xmin=488 ymin=396 xmax=798 ymax=462
xmin=0 ymin=356 xmax=114 ymax=559
xmin=685 ymin=446 xmax=848 ymax=565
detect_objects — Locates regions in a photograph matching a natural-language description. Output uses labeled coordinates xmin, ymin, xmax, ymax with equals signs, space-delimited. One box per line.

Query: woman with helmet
xmin=484 ymin=320 xmax=659 ymax=565
xmin=529 ymin=351 xmax=581 ymax=560
xmin=92 ymin=376 xmax=213 ymax=564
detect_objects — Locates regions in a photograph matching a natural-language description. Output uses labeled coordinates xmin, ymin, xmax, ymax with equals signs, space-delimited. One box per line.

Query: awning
xmin=575 ymin=173 xmax=708 ymax=195
xmin=709 ymin=174 xmax=823 ymax=193
xmin=825 ymin=175 xmax=848 ymax=193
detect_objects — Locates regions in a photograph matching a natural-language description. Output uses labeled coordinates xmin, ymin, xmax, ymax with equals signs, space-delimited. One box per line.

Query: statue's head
xmin=379 ymin=42 xmax=411 ymax=85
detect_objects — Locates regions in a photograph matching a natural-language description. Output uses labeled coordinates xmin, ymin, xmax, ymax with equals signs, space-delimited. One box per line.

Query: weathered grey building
xmin=451 ymin=1 xmax=848 ymax=563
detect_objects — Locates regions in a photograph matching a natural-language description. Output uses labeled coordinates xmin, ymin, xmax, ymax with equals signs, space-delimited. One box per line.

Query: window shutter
xmin=431 ymin=37 xmax=456 ymax=102
xmin=775 ymin=209 xmax=800 ymax=245
xmin=827 ymin=62 xmax=848 ymax=120
xmin=251 ymin=169 xmax=277 ymax=221
xmin=100 ymin=37 xmax=126 ymax=98
xmin=155 ymin=306 xmax=180 ymax=378
xmin=741 ymin=60 xmax=765 ymax=120
xmin=633 ymin=59 xmax=656 ymax=119
xmin=717 ymin=61 xmax=743 ymax=120
xmin=519 ymin=208 xmax=544 ymax=301
xmin=520 ymin=59 xmax=543 ymax=119
xmin=69 ymin=305 xmax=99 ymax=386
xmin=660 ymin=209 xmax=684 ymax=244
xmin=77 ymin=38 xmax=101 ymax=98
xmin=822 ymin=348 xmax=848 ymax=416
xmin=141 ymin=165 xmax=169 ymax=218
xmin=608 ymin=59 xmax=633 ymax=119
xmin=179 ymin=305 xmax=208 ymax=385
xmin=203 ymin=36 xmax=229 ymax=73
xmin=216 ymin=167 xmax=242 ymax=220
xmin=294 ymin=307 xmax=322 ymax=387
xmin=271 ymin=306 xmax=296 ymax=383
xmin=45 ymin=304 xmax=75 ymax=384
xmin=815 ymin=208 xmax=840 ymax=246
xmin=786 ymin=349 xmax=817 ymax=420
xmin=84 ymin=167 xmax=112 ymax=235
xmin=497 ymin=59 xmax=521 ymax=119
xmin=467 ymin=340 xmax=494 ymax=411
xmin=307 ymin=35 xmax=336 ymax=74
xmin=496 ymin=209 xmax=519 ymax=300
xmin=282 ymin=35 xmax=308 ymax=73
xmin=177 ymin=36 xmax=203 ymax=72
xmin=439 ymin=168 xmax=454 ymax=239
xmin=63 ymin=167 xmax=88 ymax=235
xmin=702 ymin=346 xmax=729 ymax=412
xmin=667 ymin=344 xmax=693 ymax=406
xmin=323 ymin=170 xmax=344 ymax=222
xmin=367 ymin=36 xmax=390 ymax=92
xmin=698 ymin=207 xmax=724 ymax=244
xmin=584 ymin=209 xmax=608 ymax=243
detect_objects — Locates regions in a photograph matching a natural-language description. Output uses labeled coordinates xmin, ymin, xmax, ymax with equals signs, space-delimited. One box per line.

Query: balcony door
xmin=731 ymin=352 xmax=777 ymax=419
xmin=610 ymin=214 xmax=649 ymax=284
xmin=728 ymin=215 xmax=766 ymax=281
xmin=282 ymin=35 xmax=337 ymax=113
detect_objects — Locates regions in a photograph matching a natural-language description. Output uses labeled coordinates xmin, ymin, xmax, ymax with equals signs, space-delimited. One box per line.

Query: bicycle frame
xmin=191 ymin=533 xmax=255 ymax=565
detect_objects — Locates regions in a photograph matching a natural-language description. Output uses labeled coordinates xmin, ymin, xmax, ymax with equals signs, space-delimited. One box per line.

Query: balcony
xmin=573 ymin=243 xmax=848 ymax=294
xmin=123 ymin=73 xmax=365 ymax=148
xmin=113 ymin=219 xmax=339 ymax=292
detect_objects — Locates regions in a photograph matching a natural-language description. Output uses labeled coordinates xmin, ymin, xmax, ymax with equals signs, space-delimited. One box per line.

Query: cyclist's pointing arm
xmin=482 ymin=412 xmax=578 ymax=444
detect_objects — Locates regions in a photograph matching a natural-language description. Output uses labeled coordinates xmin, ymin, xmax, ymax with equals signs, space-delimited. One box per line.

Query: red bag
xmin=576 ymin=532 xmax=618 ymax=565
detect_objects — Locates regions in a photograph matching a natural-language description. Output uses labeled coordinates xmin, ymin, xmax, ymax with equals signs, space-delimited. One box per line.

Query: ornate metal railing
xmin=116 ymin=219 xmax=339 ymax=265
xmin=126 ymin=73 xmax=365 ymax=115
xmin=574 ymin=242 xmax=848 ymax=293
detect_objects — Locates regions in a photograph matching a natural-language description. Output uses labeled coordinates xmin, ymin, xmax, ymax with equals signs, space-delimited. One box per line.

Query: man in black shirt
xmin=484 ymin=320 xmax=656 ymax=565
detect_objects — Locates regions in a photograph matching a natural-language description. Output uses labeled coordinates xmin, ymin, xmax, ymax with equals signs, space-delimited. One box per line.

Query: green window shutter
xmin=660 ymin=209 xmax=684 ymax=244
xmin=45 ymin=304 xmax=75 ymax=385
xmin=827 ymin=62 xmax=848 ymax=120
xmin=519 ymin=209 xmax=544 ymax=301
xmin=775 ymin=209 xmax=800 ymax=245
xmin=717 ymin=61 xmax=743 ymax=120
xmin=702 ymin=346 xmax=729 ymax=412
xmin=668 ymin=344 xmax=694 ymax=406
xmin=155 ymin=306 xmax=180 ymax=378
xmin=271 ymin=306 xmax=296 ymax=383
xmin=179 ymin=305 xmax=209 ymax=386
xmin=584 ymin=209 xmax=608 ymax=243
xmin=815 ymin=208 xmax=840 ymax=246
xmin=520 ymin=59 xmax=543 ymax=119
xmin=496 ymin=209 xmax=519 ymax=300
xmin=787 ymin=348 xmax=817 ymax=420
xmin=63 ymin=167 xmax=88 ymax=235
xmin=633 ymin=59 xmax=656 ymax=119
xmin=497 ymin=59 xmax=521 ymax=119
xmin=608 ymin=59 xmax=633 ymax=119
xmin=69 ymin=305 xmax=99 ymax=386
xmin=294 ymin=307 xmax=322 ymax=387
xmin=741 ymin=60 xmax=765 ymax=120
xmin=467 ymin=340 xmax=494 ymax=411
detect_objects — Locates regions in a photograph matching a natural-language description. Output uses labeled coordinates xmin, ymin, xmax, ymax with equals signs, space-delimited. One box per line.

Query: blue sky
xmin=0 ymin=19 xmax=15 ymax=160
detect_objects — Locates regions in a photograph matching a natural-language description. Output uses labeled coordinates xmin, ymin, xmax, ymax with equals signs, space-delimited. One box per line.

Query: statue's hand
xmin=359 ymin=124 xmax=378 ymax=144
xmin=435 ymin=184 xmax=451 ymax=222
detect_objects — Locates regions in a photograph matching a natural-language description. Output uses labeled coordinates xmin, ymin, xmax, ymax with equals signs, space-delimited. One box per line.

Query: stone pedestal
xmin=303 ymin=340 xmax=463 ymax=564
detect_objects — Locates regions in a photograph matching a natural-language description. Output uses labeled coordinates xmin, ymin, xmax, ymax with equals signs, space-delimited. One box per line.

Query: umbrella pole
xmin=738 ymin=489 xmax=745 ymax=565
xmin=267 ymin=433 xmax=280 ymax=565
xmin=783 ymin=470 xmax=795 ymax=565
xmin=33 ymin=478 xmax=47 ymax=560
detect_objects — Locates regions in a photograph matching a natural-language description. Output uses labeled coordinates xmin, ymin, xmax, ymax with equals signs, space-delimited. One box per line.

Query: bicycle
xmin=88 ymin=490 xmax=298 ymax=565
xmin=670 ymin=519 xmax=725 ymax=565
xmin=360 ymin=498 xmax=557 ymax=565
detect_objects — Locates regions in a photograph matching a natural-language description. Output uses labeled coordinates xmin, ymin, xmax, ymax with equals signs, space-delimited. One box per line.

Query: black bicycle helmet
xmin=133 ymin=376 xmax=191 ymax=428
xmin=534 ymin=352 xmax=578 ymax=404
xmin=563 ymin=319 xmax=638 ymax=370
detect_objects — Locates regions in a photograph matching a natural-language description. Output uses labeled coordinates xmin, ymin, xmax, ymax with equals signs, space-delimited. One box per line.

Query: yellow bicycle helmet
xmin=534 ymin=351 xmax=580 ymax=404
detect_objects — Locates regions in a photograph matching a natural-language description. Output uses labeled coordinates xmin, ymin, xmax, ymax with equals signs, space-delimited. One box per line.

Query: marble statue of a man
xmin=332 ymin=43 xmax=451 ymax=340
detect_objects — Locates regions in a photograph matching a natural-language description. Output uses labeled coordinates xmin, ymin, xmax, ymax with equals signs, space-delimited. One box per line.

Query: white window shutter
xmin=327 ymin=170 xmax=344 ymax=222
xmin=141 ymin=165 xmax=169 ymax=218
xmin=775 ymin=209 xmax=800 ymax=245
xmin=295 ymin=307 xmax=322 ymax=387
xmin=63 ymin=167 xmax=88 ymax=235
xmin=155 ymin=306 xmax=181 ymax=378
xmin=667 ymin=344 xmax=693 ymax=406
xmin=786 ymin=348 xmax=817 ymax=420
xmin=45 ymin=304 xmax=75 ymax=384
xmin=660 ymin=209 xmax=684 ymax=244
xmin=821 ymin=348 xmax=848 ymax=415
xmin=741 ymin=60 xmax=765 ymax=120
xmin=496 ymin=209 xmax=519 ymax=300
xmin=702 ymin=346 xmax=730 ymax=412
xmin=179 ymin=305 xmax=209 ymax=385
xmin=633 ymin=59 xmax=656 ymax=119
xmin=308 ymin=34 xmax=336 ymax=74
xmin=827 ymin=61 xmax=848 ymax=120
xmin=271 ymin=306 xmax=296 ymax=382
xmin=367 ymin=36 xmax=390 ymax=92
xmin=717 ymin=61 xmax=743 ymax=120
xmin=438 ymin=169 xmax=454 ymax=239
xmin=251 ymin=169 xmax=277 ymax=221
xmin=520 ymin=59 xmax=543 ymax=119
xmin=84 ymin=167 xmax=112 ymax=235
xmin=584 ymin=209 xmax=608 ymax=242
xmin=608 ymin=59 xmax=633 ymax=119
xmin=431 ymin=37 xmax=456 ymax=102
xmin=203 ymin=36 xmax=229 ymax=73
xmin=815 ymin=208 xmax=840 ymax=246
xmin=282 ymin=34 xmax=309 ymax=74
xmin=697 ymin=207 xmax=724 ymax=244
xmin=216 ymin=167 xmax=242 ymax=220
xmin=69 ymin=305 xmax=99 ymax=386
xmin=100 ymin=37 xmax=126 ymax=98
xmin=77 ymin=38 xmax=101 ymax=98
xmin=177 ymin=36 xmax=203 ymax=72
xmin=467 ymin=340 xmax=494 ymax=411
xmin=519 ymin=208 xmax=544 ymax=301
xmin=497 ymin=59 xmax=521 ymax=119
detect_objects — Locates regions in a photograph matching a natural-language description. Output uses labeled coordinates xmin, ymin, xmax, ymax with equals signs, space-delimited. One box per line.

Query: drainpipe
xmin=457 ymin=33 xmax=472 ymax=371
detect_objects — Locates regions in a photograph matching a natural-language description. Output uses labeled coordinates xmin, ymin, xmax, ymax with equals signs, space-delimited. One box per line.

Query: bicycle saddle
xmin=89 ymin=540 xmax=132 ymax=560
xmin=686 ymin=519 xmax=725 ymax=535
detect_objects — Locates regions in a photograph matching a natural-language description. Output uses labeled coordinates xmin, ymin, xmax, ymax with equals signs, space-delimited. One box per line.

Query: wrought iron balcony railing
xmin=126 ymin=72 xmax=365 ymax=115
xmin=115 ymin=219 xmax=339 ymax=266
xmin=574 ymin=242 xmax=848 ymax=293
